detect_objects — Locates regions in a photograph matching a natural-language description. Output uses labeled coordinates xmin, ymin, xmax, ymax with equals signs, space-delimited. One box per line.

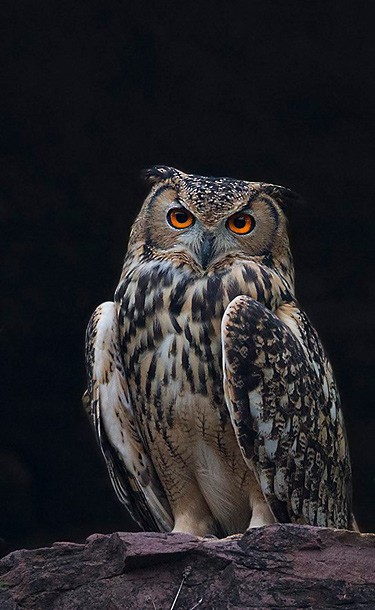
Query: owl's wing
xmin=84 ymin=302 xmax=173 ymax=532
xmin=221 ymin=295 xmax=353 ymax=528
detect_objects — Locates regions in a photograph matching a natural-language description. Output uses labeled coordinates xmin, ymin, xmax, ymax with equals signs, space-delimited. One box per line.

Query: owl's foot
xmin=171 ymin=483 xmax=218 ymax=537
xmin=172 ymin=515 xmax=216 ymax=537
xmin=200 ymin=534 xmax=218 ymax=541
xmin=248 ymin=487 xmax=275 ymax=528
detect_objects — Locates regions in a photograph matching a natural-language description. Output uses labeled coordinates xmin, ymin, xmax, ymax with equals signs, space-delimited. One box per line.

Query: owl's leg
xmin=171 ymin=483 xmax=217 ymax=537
xmin=248 ymin=484 xmax=275 ymax=528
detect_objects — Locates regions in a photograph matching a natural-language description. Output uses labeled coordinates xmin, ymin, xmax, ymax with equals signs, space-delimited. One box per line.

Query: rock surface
xmin=0 ymin=524 xmax=374 ymax=609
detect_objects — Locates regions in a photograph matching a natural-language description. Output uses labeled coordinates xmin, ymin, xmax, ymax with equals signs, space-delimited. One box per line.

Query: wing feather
xmin=84 ymin=302 xmax=173 ymax=532
xmin=221 ymin=295 xmax=353 ymax=528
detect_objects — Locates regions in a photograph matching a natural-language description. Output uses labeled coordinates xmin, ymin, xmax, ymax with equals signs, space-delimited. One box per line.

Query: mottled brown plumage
xmin=84 ymin=165 xmax=356 ymax=536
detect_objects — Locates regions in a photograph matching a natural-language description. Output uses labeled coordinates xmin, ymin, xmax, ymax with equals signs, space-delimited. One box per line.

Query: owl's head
xmin=130 ymin=165 xmax=299 ymax=275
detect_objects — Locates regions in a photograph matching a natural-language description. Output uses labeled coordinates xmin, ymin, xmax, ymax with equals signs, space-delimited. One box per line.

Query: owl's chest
xmin=116 ymin=260 xmax=282 ymax=424
xmin=123 ymin=280 xmax=225 ymax=416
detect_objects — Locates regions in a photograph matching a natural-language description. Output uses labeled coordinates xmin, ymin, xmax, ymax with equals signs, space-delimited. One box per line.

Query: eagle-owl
xmin=84 ymin=165 xmax=356 ymax=536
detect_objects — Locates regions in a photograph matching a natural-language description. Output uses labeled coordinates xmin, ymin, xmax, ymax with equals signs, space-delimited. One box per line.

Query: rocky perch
xmin=0 ymin=524 xmax=374 ymax=609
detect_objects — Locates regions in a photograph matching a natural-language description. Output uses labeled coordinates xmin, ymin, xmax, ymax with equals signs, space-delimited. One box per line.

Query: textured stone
xmin=0 ymin=525 xmax=374 ymax=609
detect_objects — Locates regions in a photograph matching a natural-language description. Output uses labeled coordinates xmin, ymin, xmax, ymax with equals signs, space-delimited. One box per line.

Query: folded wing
xmin=221 ymin=296 xmax=352 ymax=528
xmin=84 ymin=301 xmax=173 ymax=532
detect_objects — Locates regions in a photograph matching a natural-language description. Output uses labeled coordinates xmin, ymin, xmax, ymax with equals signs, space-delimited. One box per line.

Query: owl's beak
xmin=199 ymin=233 xmax=216 ymax=270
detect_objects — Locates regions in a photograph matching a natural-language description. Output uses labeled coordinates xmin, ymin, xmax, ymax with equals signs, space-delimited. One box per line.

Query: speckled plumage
xmin=84 ymin=165 xmax=356 ymax=536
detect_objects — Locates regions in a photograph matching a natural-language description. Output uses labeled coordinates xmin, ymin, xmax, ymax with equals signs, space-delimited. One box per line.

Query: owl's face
xmin=130 ymin=166 xmax=298 ymax=272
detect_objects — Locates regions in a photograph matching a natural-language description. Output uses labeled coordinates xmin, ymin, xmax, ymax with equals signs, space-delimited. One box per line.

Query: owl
xmin=84 ymin=165 xmax=357 ymax=537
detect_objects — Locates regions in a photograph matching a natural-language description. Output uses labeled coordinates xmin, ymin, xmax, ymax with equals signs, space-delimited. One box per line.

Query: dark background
xmin=1 ymin=2 xmax=374 ymax=556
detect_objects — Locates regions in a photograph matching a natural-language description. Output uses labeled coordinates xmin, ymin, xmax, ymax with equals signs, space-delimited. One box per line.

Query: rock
xmin=0 ymin=524 xmax=374 ymax=609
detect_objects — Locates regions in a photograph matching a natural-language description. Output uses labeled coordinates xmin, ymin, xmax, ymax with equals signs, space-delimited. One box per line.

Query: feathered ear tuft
xmin=141 ymin=165 xmax=178 ymax=185
xmin=260 ymin=183 xmax=304 ymax=207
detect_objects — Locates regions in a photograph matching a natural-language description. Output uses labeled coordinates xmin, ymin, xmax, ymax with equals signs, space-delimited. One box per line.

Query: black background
xmin=1 ymin=2 xmax=374 ymax=555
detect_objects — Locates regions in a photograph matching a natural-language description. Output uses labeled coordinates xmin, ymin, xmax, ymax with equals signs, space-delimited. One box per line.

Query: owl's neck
xmin=118 ymin=242 xmax=296 ymax=317
xmin=125 ymin=241 xmax=294 ymax=286
xmin=272 ymin=247 xmax=295 ymax=295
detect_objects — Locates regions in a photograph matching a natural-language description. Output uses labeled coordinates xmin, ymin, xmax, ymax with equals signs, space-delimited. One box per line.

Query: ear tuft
xmin=260 ymin=183 xmax=304 ymax=207
xmin=141 ymin=165 xmax=178 ymax=185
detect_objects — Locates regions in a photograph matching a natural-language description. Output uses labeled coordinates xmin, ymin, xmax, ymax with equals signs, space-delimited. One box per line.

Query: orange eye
xmin=227 ymin=212 xmax=255 ymax=235
xmin=167 ymin=208 xmax=194 ymax=229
